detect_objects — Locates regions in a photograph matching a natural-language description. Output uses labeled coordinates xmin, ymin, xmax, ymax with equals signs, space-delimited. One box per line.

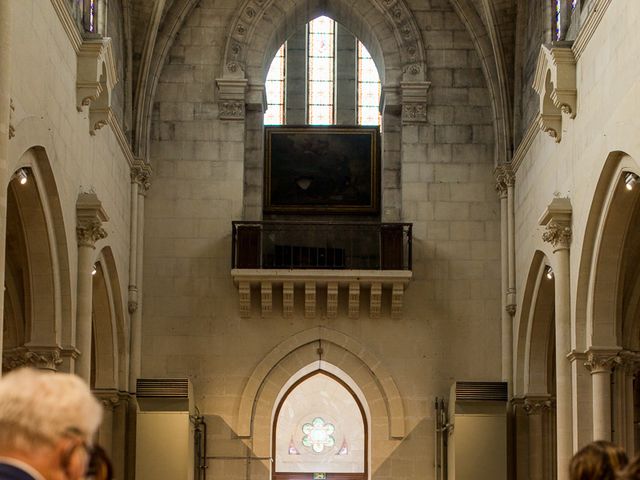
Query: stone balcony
xmin=230 ymin=221 xmax=413 ymax=319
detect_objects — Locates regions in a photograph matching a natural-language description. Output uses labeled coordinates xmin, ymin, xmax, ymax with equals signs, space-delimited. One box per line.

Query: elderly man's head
xmin=0 ymin=368 xmax=103 ymax=480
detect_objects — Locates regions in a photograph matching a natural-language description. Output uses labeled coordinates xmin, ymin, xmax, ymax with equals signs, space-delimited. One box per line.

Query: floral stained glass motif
xmin=302 ymin=417 xmax=336 ymax=453
xmin=357 ymin=42 xmax=381 ymax=126
xmin=308 ymin=16 xmax=335 ymax=125
xmin=265 ymin=44 xmax=286 ymax=125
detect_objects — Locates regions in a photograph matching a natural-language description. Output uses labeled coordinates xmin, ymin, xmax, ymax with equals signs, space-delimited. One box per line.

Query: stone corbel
xmin=533 ymin=43 xmax=577 ymax=142
xmin=400 ymin=81 xmax=431 ymax=124
xmin=216 ymin=78 xmax=248 ymax=120
xmin=539 ymin=197 xmax=572 ymax=251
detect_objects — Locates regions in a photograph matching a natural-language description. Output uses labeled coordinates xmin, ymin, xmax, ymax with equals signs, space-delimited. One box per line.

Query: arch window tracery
xmin=264 ymin=16 xmax=381 ymax=127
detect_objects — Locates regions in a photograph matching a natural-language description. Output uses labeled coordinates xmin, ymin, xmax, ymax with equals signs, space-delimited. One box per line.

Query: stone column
xmin=495 ymin=166 xmax=514 ymax=385
xmin=94 ymin=390 xmax=120 ymax=455
xmin=524 ymin=397 xmax=552 ymax=480
xmin=76 ymin=194 xmax=108 ymax=382
xmin=0 ymin=0 xmax=11 ymax=371
xmin=539 ymin=197 xmax=572 ymax=480
xmin=128 ymin=164 xmax=150 ymax=392
xmin=619 ymin=351 xmax=640 ymax=452
xmin=585 ymin=350 xmax=620 ymax=441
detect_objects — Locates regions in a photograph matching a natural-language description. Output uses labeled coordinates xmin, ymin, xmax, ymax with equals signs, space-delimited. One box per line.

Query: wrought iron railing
xmin=232 ymin=221 xmax=412 ymax=270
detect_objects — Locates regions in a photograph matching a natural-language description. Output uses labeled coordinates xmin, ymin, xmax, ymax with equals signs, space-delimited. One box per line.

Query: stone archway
xmin=237 ymin=327 xmax=405 ymax=480
xmin=2 ymin=147 xmax=72 ymax=372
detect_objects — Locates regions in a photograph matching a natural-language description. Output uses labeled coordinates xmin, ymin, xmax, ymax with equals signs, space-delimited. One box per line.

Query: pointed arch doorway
xmin=273 ymin=371 xmax=368 ymax=480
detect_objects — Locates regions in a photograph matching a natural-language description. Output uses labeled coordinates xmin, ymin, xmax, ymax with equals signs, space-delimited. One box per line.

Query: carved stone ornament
xmin=542 ymin=222 xmax=572 ymax=249
xmin=523 ymin=397 xmax=553 ymax=415
xmin=216 ymin=78 xmax=248 ymax=120
xmin=533 ymin=43 xmax=577 ymax=143
xmin=494 ymin=164 xmax=515 ymax=196
xmin=131 ymin=160 xmax=153 ymax=194
xmin=401 ymin=81 xmax=430 ymax=124
xmin=585 ymin=351 xmax=622 ymax=374
xmin=76 ymin=192 xmax=109 ymax=248
xmin=618 ymin=350 xmax=640 ymax=374
xmin=92 ymin=390 xmax=121 ymax=411
xmin=539 ymin=197 xmax=572 ymax=249
xmin=3 ymin=347 xmax=63 ymax=372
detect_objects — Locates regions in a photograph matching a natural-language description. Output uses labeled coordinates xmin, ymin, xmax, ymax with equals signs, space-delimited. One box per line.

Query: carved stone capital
xmin=585 ymin=350 xmax=622 ymax=374
xmin=77 ymin=192 xmax=109 ymax=248
xmin=216 ymin=78 xmax=248 ymax=120
xmin=539 ymin=197 xmax=572 ymax=250
xmin=494 ymin=164 xmax=515 ymax=196
xmin=76 ymin=220 xmax=108 ymax=248
xmin=506 ymin=304 xmax=517 ymax=316
xmin=523 ymin=396 xmax=553 ymax=415
xmin=93 ymin=389 xmax=121 ymax=410
xmin=542 ymin=222 xmax=572 ymax=249
xmin=618 ymin=350 xmax=640 ymax=374
xmin=400 ymin=81 xmax=430 ymax=124
xmin=3 ymin=346 xmax=64 ymax=372
xmin=131 ymin=160 xmax=152 ymax=194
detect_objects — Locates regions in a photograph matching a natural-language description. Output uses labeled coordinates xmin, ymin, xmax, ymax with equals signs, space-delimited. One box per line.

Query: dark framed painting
xmin=264 ymin=126 xmax=380 ymax=214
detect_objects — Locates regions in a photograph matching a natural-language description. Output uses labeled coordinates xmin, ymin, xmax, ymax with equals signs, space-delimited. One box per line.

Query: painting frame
xmin=264 ymin=126 xmax=380 ymax=215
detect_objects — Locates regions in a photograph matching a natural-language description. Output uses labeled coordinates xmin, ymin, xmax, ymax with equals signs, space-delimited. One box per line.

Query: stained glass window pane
xmin=265 ymin=44 xmax=286 ymax=125
xmin=308 ymin=16 xmax=335 ymax=125
xmin=357 ymin=41 xmax=381 ymax=126
xmin=572 ymin=0 xmax=577 ymax=9
xmin=556 ymin=0 xmax=562 ymax=40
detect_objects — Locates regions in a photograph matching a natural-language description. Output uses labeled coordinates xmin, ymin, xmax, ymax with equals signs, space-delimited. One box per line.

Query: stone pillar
xmin=0 ymin=0 xmax=11 ymax=371
xmin=619 ymin=351 xmax=640 ymax=452
xmin=94 ymin=390 xmax=120 ymax=455
xmin=495 ymin=166 xmax=515 ymax=386
xmin=539 ymin=197 xmax=572 ymax=480
xmin=76 ymin=194 xmax=109 ymax=382
xmin=524 ymin=397 xmax=552 ymax=480
xmin=128 ymin=164 xmax=150 ymax=392
xmin=585 ymin=350 xmax=620 ymax=440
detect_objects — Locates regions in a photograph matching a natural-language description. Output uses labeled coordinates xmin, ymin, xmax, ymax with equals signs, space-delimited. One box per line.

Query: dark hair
xmin=569 ymin=441 xmax=628 ymax=480
xmin=618 ymin=453 xmax=640 ymax=480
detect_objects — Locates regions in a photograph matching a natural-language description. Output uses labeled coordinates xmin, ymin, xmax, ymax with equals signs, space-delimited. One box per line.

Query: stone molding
xmin=400 ymin=81 xmax=430 ymax=124
xmin=221 ymin=0 xmax=425 ymax=82
xmin=231 ymin=269 xmax=411 ymax=319
xmin=2 ymin=346 xmax=64 ymax=372
xmin=584 ymin=348 xmax=622 ymax=374
xmin=50 ymin=0 xmax=83 ymax=52
xmin=216 ymin=78 xmax=248 ymax=120
xmin=76 ymin=192 xmax=109 ymax=248
xmin=539 ymin=197 xmax=572 ymax=250
xmin=533 ymin=43 xmax=577 ymax=143
xmin=77 ymin=37 xmax=118 ymax=135
xmin=572 ymin=0 xmax=613 ymax=60
xmin=8 ymin=99 xmax=15 ymax=139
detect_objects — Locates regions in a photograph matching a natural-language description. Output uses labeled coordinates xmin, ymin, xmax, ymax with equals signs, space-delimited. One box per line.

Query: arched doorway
xmin=273 ymin=371 xmax=367 ymax=480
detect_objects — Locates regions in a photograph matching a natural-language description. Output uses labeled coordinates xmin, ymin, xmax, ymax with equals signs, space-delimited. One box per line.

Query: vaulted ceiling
xmin=124 ymin=0 xmax=519 ymax=160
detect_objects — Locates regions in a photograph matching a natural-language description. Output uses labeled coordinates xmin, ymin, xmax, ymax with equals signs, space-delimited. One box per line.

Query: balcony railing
xmin=232 ymin=221 xmax=412 ymax=270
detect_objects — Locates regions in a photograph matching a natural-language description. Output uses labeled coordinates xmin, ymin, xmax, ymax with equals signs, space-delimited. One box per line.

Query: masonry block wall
xmin=145 ymin=2 xmax=502 ymax=480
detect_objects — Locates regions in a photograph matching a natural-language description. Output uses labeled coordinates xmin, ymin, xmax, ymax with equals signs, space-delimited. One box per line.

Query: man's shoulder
xmin=0 ymin=463 xmax=38 ymax=480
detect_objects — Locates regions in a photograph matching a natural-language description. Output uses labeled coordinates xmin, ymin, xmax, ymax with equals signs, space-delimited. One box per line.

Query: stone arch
xmin=222 ymin=0 xmax=426 ymax=87
xmin=4 ymin=148 xmax=71 ymax=351
xmin=515 ymin=251 xmax=555 ymax=397
xmin=575 ymin=152 xmax=640 ymax=350
xmin=91 ymin=247 xmax=127 ymax=391
xmin=238 ymin=326 xmax=405 ymax=450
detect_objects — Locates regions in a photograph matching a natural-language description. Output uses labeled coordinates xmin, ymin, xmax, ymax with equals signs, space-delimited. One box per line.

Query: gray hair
xmin=0 ymin=368 xmax=103 ymax=451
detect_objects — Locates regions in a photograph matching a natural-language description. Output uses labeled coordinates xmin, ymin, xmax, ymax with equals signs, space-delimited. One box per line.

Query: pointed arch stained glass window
xmin=308 ymin=16 xmax=336 ymax=125
xmin=265 ymin=44 xmax=286 ymax=125
xmin=357 ymin=41 xmax=381 ymax=126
